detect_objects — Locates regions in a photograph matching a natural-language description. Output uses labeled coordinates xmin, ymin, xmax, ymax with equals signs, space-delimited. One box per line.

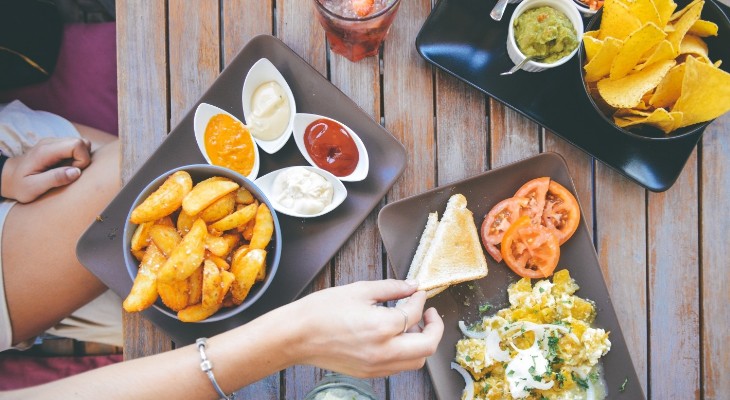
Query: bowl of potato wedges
xmin=122 ymin=164 xmax=281 ymax=323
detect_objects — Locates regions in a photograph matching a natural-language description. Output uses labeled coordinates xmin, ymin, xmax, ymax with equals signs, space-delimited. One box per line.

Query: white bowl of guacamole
xmin=506 ymin=0 xmax=583 ymax=72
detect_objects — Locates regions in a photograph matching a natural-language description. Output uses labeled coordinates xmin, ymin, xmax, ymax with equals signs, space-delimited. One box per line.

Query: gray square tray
xmin=77 ymin=35 xmax=406 ymax=345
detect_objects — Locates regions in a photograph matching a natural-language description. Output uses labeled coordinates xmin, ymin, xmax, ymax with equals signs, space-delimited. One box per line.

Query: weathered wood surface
xmin=116 ymin=1 xmax=729 ymax=398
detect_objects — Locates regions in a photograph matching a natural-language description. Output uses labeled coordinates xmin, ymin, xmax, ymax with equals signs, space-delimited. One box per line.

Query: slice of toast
xmin=414 ymin=194 xmax=489 ymax=292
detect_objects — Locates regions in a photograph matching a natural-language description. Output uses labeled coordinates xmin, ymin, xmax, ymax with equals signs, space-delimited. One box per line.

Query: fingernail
xmin=405 ymin=279 xmax=418 ymax=288
xmin=66 ymin=167 xmax=81 ymax=180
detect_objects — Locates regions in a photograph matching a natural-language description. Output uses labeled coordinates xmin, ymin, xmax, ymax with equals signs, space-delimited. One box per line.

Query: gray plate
xmin=378 ymin=152 xmax=644 ymax=400
xmin=76 ymin=35 xmax=406 ymax=345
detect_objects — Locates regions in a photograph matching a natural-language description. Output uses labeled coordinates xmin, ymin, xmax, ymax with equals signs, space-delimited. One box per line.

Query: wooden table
xmin=116 ymin=1 xmax=729 ymax=398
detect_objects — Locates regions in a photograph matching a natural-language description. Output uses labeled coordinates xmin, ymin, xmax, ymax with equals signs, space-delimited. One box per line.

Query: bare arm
xmin=3 ymin=280 xmax=443 ymax=399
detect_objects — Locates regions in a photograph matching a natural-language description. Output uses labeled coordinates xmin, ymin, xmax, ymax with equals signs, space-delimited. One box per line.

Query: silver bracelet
xmin=196 ymin=337 xmax=234 ymax=400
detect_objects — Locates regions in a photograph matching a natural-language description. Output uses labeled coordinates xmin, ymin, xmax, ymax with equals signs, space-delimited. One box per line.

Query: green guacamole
xmin=514 ymin=6 xmax=578 ymax=63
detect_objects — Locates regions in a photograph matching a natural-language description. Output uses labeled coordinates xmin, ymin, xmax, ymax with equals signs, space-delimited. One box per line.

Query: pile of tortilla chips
xmin=583 ymin=0 xmax=730 ymax=134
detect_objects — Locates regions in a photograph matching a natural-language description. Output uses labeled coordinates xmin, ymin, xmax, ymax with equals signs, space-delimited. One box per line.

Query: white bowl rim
xmin=292 ymin=112 xmax=370 ymax=182
xmin=254 ymin=165 xmax=348 ymax=218
xmin=507 ymin=0 xmax=585 ymax=69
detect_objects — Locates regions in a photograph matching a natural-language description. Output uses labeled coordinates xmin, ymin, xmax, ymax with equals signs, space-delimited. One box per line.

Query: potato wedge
xmin=230 ymin=249 xmax=266 ymax=305
xmin=205 ymin=252 xmax=230 ymax=271
xmin=249 ymin=203 xmax=273 ymax=250
xmin=209 ymin=203 xmax=257 ymax=232
xmin=177 ymin=302 xmax=222 ymax=322
xmin=131 ymin=249 xmax=146 ymax=262
xmin=199 ymin=192 xmax=236 ymax=223
xmin=235 ymin=187 xmax=255 ymax=204
xmin=182 ymin=179 xmax=239 ymax=216
xmin=123 ymin=243 xmax=166 ymax=312
xmin=156 ymin=216 xmax=175 ymax=227
xmin=205 ymin=233 xmax=240 ymax=258
xmin=188 ymin=265 xmax=204 ymax=305
xmin=241 ymin=216 xmax=255 ymax=239
xmin=202 ymin=260 xmax=222 ymax=308
xmin=219 ymin=270 xmax=235 ymax=302
xmin=130 ymin=171 xmax=192 ymax=224
xmin=158 ymin=218 xmax=207 ymax=282
xmin=149 ymin=224 xmax=182 ymax=256
xmin=158 ymin=276 xmax=190 ymax=312
xmin=176 ymin=210 xmax=196 ymax=235
xmin=130 ymin=221 xmax=154 ymax=251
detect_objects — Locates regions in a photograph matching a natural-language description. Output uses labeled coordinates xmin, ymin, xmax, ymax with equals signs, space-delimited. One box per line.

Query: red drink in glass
xmin=313 ymin=0 xmax=402 ymax=62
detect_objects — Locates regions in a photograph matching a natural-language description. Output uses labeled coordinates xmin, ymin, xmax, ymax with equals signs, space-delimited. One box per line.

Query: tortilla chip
xmin=598 ymin=59 xmax=676 ymax=108
xmin=583 ymin=35 xmax=604 ymax=62
xmin=610 ymin=22 xmax=666 ymax=79
xmin=679 ymin=34 xmax=710 ymax=63
xmin=689 ymin=19 xmax=719 ymax=37
xmin=614 ymin=107 xmax=677 ymax=133
xmin=672 ymin=56 xmax=730 ymax=127
xmin=629 ymin=0 xmax=662 ymax=26
xmin=654 ymin=0 xmax=678 ymax=26
xmin=669 ymin=111 xmax=685 ymax=131
xmin=636 ymin=40 xmax=675 ymax=70
xmin=715 ymin=60 xmax=723 ymax=68
xmin=599 ymin=0 xmax=643 ymax=41
xmin=667 ymin=1 xmax=704 ymax=54
xmin=584 ymin=37 xmax=624 ymax=82
xmin=669 ymin=0 xmax=702 ymax=21
xmin=649 ymin=63 xmax=686 ymax=108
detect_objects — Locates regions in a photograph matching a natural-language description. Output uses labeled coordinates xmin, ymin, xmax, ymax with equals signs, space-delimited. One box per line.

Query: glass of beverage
xmin=303 ymin=373 xmax=377 ymax=400
xmin=313 ymin=0 xmax=403 ymax=62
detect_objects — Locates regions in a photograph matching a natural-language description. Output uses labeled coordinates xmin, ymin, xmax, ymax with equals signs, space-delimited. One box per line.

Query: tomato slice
xmin=501 ymin=216 xmax=560 ymax=279
xmin=542 ymin=180 xmax=580 ymax=245
xmin=480 ymin=197 xmax=529 ymax=262
xmin=514 ymin=177 xmax=550 ymax=225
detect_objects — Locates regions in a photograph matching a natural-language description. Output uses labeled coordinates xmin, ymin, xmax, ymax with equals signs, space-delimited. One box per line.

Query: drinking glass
xmin=312 ymin=0 xmax=403 ymax=62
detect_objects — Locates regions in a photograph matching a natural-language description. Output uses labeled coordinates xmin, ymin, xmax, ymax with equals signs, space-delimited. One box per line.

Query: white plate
xmin=242 ymin=58 xmax=296 ymax=154
xmin=292 ymin=113 xmax=369 ymax=182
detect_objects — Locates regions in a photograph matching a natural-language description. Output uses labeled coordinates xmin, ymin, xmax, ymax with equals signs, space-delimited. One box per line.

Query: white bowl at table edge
xmin=292 ymin=113 xmax=369 ymax=182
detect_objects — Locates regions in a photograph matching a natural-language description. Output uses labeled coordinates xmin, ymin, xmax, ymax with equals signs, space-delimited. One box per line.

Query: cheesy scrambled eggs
xmin=454 ymin=270 xmax=611 ymax=399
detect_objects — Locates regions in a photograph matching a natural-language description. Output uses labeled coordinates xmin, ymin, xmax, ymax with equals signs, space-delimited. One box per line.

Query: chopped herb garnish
xmin=539 ymin=287 xmax=545 ymax=293
xmin=589 ymin=371 xmax=599 ymax=382
xmin=572 ymin=372 xmax=589 ymax=390
xmin=620 ymin=377 xmax=628 ymax=392
xmin=465 ymin=355 xmax=472 ymax=362
xmin=507 ymin=370 xmax=515 ymax=376
xmin=479 ymin=303 xmax=493 ymax=313
xmin=555 ymin=372 xmax=565 ymax=388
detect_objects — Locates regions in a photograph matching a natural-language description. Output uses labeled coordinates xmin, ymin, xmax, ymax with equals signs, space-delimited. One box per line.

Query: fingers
xmin=34 ymin=137 xmax=92 ymax=171
xmin=363 ymin=279 xmax=419 ymax=304
xmin=393 ymin=290 xmax=427 ymax=334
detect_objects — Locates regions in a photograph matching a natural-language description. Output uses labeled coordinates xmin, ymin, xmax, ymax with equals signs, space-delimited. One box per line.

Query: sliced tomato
xmin=501 ymin=216 xmax=560 ymax=279
xmin=541 ymin=180 xmax=580 ymax=245
xmin=480 ymin=197 xmax=529 ymax=262
xmin=514 ymin=177 xmax=550 ymax=225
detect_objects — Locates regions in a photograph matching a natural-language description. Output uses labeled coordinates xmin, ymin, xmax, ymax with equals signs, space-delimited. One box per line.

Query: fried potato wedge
xmin=176 ymin=210 xmax=196 ymax=235
xmin=188 ymin=265 xmax=204 ymax=305
xmin=230 ymin=249 xmax=266 ymax=305
xmin=158 ymin=276 xmax=190 ymax=312
xmin=158 ymin=218 xmax=207 ymax=282
xmin=130 ymin=171 xmax=192 ymax=224
xmin=235 ymin=187 xmax=255 ymax=204
xmin=149 ymin=224 xmax=182 ymax=256
xmin=205 ymin=252 xmax=230 ymax=271
xmin=123 ymin=244 xmax=166 ymax=312
xmin=202 ymin=260 xmax=223 ymax=309
xmin=205 ymin=233 xmax=240 ymax=258
xmin=199 ymin=192 xmax=236 ymax=223
xmin=249 ymin=203 xmax=273 ymax=250
xmin=177 ymin=302 xmax=222 ymax=323
xmin=182 ymin=180 xmax=239 ymax=216
xmin=209 ymin=203 xmax=257 ymax=232
xmin=130 ymin=221 xmax=154 ymax=251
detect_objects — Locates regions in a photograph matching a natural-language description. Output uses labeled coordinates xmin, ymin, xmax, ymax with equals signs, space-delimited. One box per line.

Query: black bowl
xmin=122 ymin=164 xmax=282 ymax=323
xmin=578 ymin=0 xmax=730 ymax=141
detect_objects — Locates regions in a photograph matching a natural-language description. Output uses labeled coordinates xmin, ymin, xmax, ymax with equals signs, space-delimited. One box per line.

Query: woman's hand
xmin=1 ymin=137 xmax=92 ymax=203
xmin=288 ymin=279 xmax=444 ymax=378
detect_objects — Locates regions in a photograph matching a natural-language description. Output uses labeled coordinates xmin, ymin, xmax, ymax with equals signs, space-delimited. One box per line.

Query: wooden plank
xmin=594 ymin=163 xmax=648 ymax=394
xmin=700 ymin=113 xmax=730 ymax=400
xmin=220 ymin=2 xmax=280 ymax=398
xmin=489 ymin=101 xmax=540 ymax=168
xmin=221 ymin=0 xmax=273 ymax=65
xmin=435 ymin=71 xmax=488 ymax=185
xmin=382 ymin=0 xmax=436 ymax=399
xmin=648 ymin=150 xmax=700 ymax=399
xmin=168 ymin=0 xmax=220 ymax=127
xmin=543 ymin=133 xmax=594 ymax=234
xmin=116 ymin=0 xmax=173 ymax=359
xmin=278 ymin=0 xmax=327 ymax=75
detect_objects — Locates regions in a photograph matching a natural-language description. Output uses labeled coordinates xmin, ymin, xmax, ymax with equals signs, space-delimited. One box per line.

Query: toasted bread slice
xmin=415 ymin=194 xmax=488 ymax=292
xmin=407 ymin=212 xmax=439 ymax=281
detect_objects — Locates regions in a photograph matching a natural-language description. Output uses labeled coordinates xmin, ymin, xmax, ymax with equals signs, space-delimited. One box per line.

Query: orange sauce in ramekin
xmin=204 ymin=114 xmax=255 ymax=176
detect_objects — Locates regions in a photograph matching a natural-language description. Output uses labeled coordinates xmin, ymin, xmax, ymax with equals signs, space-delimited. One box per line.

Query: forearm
xmin=4 ymin=303 xmax=307 ymax=399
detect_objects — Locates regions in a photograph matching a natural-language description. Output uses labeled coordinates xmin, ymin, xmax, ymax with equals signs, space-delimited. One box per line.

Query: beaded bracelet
xmin=196 ymin=338 xmax=235 ymax=400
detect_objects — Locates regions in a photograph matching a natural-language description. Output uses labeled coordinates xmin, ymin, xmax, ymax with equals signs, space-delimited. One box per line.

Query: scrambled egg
xmin=454 ymin=270 xmax=611 ymax=400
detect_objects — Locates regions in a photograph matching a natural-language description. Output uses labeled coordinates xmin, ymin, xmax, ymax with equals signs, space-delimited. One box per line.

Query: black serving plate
xmin=76 ymin=35 xmax=407 ymax=345
xmin=416 ymin=0 xmax=730 ymax=192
